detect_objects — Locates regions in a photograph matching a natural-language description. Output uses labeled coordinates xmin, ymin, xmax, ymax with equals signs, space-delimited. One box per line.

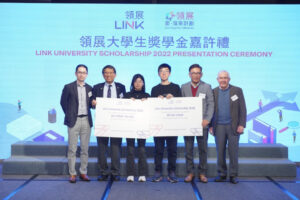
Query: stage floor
xmin=1 ymin=162 xmax=299 ymax=200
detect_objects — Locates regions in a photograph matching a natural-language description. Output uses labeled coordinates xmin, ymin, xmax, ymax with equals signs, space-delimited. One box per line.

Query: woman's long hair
xmin=130 ymin=74 xmax=146 ymax=93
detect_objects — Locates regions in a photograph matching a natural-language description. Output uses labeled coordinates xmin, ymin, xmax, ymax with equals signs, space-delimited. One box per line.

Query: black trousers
xmin=97 ymin=137 xmax=122 ymax=176
xmin=154 ymin=136 xmax=178 ymax=174
xmin=126 ymin=138 xmax=148 ymax=176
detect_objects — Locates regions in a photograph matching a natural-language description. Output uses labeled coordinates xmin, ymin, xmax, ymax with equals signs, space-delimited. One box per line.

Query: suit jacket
xmin=181 ymin=81 xmax=214 ymax=123
xmin=211 ymin=84 xmax=247 ymax=134
xmin=92 ymin=82 xmax=126 ymax=99
xmin=60 ymin=81 xmax=93 ymax=128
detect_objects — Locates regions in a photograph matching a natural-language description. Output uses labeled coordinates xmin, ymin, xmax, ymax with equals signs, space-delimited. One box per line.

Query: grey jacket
xmin=181 ymin=80 xmax=214 ymax=125
xmin=211 ymin=84 xmax=247 ymax=134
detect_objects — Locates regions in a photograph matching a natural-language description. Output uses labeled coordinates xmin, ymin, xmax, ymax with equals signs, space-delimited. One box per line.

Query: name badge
xmin=88 ymin=91 xmax=92 ymax=98
xmin=231 ymin=94 xmax=238 ymax=101
xmin=119 ymin=93 xmax=124 ymax=98
xmin=198 ymin=93 xmax=206 ymax=99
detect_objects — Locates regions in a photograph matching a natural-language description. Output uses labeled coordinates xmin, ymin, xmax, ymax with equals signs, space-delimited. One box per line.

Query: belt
xmin=77 ymin=115 xmax=88 ymax=118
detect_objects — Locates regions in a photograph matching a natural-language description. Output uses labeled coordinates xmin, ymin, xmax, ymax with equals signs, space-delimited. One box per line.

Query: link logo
xmin=115 ymin=11 xmax=144 ymax=30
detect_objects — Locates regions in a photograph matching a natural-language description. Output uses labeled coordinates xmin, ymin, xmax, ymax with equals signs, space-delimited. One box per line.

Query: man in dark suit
xmin=91 ymin=65 xmax=126 ymax=181
xmin=60 ymin=64 xmax=93 ymax=183
xmin=209 ymin=70 xmax=247 ymax=184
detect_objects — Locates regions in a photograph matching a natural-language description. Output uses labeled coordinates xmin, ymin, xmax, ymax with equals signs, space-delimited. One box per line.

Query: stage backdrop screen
xmin=0 ymin=3 xmax=300 ymax=161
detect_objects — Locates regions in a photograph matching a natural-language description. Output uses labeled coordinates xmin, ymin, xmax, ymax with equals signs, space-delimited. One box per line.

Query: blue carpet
xmin=197 ymin=181 xmax=292 ymax=200
xmin=0 ymin=181 xmax=26 ymax=199
xmin=279 ymin=183 xmax=300 ymax=199
xmin=1 ymin=163 xmax=300 ymax=200
xmin=108 ymin=181 xmax=196 ymax=200
xmin=9 ymin=179 xmax=107 ymax=200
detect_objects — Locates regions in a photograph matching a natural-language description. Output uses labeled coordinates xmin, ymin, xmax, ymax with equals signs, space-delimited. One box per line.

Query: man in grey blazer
xmin=209 ymin=70 xmax=247 ymax=184
xmin=181 ymin=64 xmax=214 ymax=183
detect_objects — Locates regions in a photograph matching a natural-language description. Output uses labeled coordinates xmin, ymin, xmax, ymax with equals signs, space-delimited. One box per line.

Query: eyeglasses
xmin=104 ymin=72 xmax=115 ymax=75
xmin=190 ymin=72 xmax=202 ymax=75
xmin=159 ymin=70 xmax=170 ymax=74
xmin=77 ymin=71 xmax=87 ymax=75
xmin=218 ymin=77 xmax=229 ymax=80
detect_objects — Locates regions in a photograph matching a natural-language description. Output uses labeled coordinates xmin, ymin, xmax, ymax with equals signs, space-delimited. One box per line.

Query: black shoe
xmin=111 ymin=175 xmax=121 ymax=181
xmin=97 ymin=174 xmax=109 ymax=181
xmin=167 ymin=175 xmax=178 ymax=183
xmin=151 ymin=171 xmax=163 ymax=182
xmin=214 ymin=176 xmax=227 ymax=182
xmin=167 ymin=172 xmax=178 ymax=183
xmin=230 ymin=176 xmax=239 ymax=184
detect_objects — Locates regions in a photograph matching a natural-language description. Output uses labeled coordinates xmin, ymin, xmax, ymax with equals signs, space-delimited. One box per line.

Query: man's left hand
xmin=237 ymin=126 xmax=244 ymax=134
xmin=202 ymin=119 xmax=209 ymax=128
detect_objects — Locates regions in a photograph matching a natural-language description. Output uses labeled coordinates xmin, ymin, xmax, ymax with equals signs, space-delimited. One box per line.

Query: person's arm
xmin=208 ymin=114 xmax=216 ymax=136
xmin=238 ymin=88 xmax=247 ymax=127
xmin=166 ymin=84 xmax=181 ymax=99
xmin=237 ymin=88 xmax=247 ymax=133
xmin=208 ymin=88 xmax=216 ymax=135
xmin=151 ymin=87 xmax=156 ymax=97
xmin=60 ymin=85 xmax=68 ymax=114
xmin=88 ymin=86 xmax=93 ymax=109
xmin=203 ymin=85 xmax=214 ymax=127
xmin=91 ymin=85 xmax=97 ymax=108
xmin=122 ymin=85 xmax=126 ymax=97
xmin=141 ymin=93 xmax=150 ymax=101
xmin=176 ymin=85 xmax=182 ymax=97
xmin=124 ymin=92 xmax=129 ymax=99
xmin=181 ymin=85 xmax=185 ymax=97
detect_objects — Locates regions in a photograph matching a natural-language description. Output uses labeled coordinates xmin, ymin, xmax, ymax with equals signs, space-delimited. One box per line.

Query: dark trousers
xmin=184 ymin=128 xmax=208 ymax=175
xmin=97 ymin=137 xmax=122 ymax=176
xmin=214 ymin=124 xmax=240 ymax=177
xmin=126 ymin=138 xmax=148 ymax=176
xmin=154 ymin=136 xmax=178 ymax=174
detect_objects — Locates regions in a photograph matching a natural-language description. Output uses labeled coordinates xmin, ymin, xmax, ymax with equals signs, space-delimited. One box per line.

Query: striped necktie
xmin=107 ymin=85 xmax=112 ymax=98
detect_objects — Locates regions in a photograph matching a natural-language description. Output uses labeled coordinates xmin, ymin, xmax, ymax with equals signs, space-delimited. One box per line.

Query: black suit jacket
xmin=92 ymin=82 xmax=126 ymax=100
xmin=60 ymin=81 xmax=93 ymax=128
xmin=211 ymin=84 xmax=247 ymax=134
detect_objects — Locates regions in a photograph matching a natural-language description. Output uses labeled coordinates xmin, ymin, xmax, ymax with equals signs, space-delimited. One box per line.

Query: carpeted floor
xmin=1 ymin=164 xmax=299 ymax=200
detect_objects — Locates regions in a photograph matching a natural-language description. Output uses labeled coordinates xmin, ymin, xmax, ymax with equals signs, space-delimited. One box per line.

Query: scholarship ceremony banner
xmin=0 ymin=3 xmax=300 ymax=162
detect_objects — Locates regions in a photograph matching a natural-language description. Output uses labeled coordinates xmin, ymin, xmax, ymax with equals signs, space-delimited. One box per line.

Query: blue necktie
xmin=107 ymin=85 xmax=112 ymax=98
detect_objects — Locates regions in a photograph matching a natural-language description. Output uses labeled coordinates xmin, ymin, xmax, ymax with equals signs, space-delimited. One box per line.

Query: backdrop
xmin=0 ymin=3 xmax=299 ymax=161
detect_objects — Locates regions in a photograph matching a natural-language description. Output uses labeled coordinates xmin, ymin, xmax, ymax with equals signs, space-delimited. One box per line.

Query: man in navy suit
xmin=60 ymin=64 xmax=93 ymax=183
xmin=91 ymin=65 xmax=126 ymax=181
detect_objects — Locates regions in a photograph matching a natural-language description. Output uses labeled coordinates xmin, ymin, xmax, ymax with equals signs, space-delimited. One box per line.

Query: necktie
xmin=107 ymin=85 xmax=112 ymax=98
